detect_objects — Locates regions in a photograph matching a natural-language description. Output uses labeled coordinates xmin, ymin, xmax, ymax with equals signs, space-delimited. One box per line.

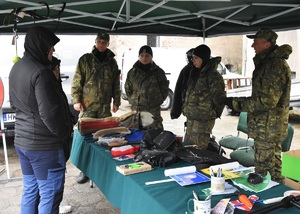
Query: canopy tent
xmin=0 ymin=0 xmax=300 ymax=37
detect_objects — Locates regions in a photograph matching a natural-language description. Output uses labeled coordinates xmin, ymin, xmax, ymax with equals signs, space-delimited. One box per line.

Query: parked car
xmin=120 ymin=47 xmax=231 ymax=110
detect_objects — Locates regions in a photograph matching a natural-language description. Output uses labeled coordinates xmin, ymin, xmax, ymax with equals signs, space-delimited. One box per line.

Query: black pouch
xmin=153 ymin=130 xmax=176 ymax=150
xmin=140 ymin=128 xmax=163 ymax=150
xmin=133 ymin=149 xmax=178 ymax=167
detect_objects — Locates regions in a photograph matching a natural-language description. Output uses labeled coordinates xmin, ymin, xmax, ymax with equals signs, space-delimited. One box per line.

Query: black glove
xmin=224 ymin=97 xmax=233 ymax=110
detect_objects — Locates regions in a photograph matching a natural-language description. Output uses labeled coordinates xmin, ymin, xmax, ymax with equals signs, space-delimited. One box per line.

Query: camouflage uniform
xmin=232 ymin=44 xmax=292 ymax=183
xmin=71 ymin=47 xmax=120 ymax=119
xmin=183 ymin=57 xmax=226 ymax=149
xmin=125 ymin=61 xmax=169 ymax=129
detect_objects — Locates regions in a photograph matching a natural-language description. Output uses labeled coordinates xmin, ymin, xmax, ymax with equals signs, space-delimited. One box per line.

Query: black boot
xmin=76 ymin=171 xmax=89 ymax=184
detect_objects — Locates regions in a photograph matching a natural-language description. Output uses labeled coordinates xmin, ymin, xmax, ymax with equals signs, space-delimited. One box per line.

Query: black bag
xmin=153 ymin=130 xmax=176 ymax=150
xmin=141 ymin=128 xmax=182 ymax=151
xmin=141 ymin=128 xmax=163 ymax=149
xmin=206 ymin=135 xmax=226 ymax=156
xmin=135 ymin=129 xmax=181 ymax=167
xmin=174 ymin=146 xmax=233 ymax=170
xmin=133 ymin=149 xmax=178 ymax=167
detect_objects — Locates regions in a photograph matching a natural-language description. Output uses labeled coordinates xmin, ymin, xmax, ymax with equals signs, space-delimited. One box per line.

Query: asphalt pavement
xmin=0 ymin=100 xmax=299 ymax=214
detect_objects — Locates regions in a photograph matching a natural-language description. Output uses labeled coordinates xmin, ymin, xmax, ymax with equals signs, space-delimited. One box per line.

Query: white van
xmin=120 ymin=47 xmax=230 ymax=110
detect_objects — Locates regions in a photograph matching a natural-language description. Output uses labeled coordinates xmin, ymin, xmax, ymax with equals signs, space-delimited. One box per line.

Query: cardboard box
xmin=282 ymin=149 xmax=300 ymax=182
xmin=284 ymin=177 xmax=300 ymax=190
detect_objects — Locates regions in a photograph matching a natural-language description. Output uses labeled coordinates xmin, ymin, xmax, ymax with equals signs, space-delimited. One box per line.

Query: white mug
xmin=211 ymin=175 xmax=225 ymax=193
xmin=187 ymin=198 xmax=211 ymax=214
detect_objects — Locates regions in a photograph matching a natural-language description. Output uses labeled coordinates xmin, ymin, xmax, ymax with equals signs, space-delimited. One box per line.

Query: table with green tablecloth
xmin=70 ymin=129 xmax=299 ymax=214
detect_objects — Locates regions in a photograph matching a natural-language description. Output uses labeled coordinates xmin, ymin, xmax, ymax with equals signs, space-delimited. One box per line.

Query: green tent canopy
xmin=1 ymin=0 xmax=300 ymax=37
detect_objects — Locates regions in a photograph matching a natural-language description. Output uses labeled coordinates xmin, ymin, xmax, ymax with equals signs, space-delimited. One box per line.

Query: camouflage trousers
xmin=184 ymin=119 xmax=215 ymax=149
xmin=78 ymin=104 xmax=112 ymax=120
xmin=131 ymin=106 xmax=163 ymax=130
xmin=254 ymin=139 xmax=284 ymax=183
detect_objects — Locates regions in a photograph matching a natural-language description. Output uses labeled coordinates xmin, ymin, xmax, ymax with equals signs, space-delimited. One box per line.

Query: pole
xmin=0 ymin=108 xmax=11 ymax=179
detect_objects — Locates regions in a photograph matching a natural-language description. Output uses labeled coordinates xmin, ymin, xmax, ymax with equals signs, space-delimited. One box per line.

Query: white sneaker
xmin=59 ymin=205 xmax=72 ymax=214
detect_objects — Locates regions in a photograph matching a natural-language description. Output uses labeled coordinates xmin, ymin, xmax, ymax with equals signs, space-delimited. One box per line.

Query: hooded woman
xmin=183 ymin=44 xmax=226 ymax=149
xmin=9 ymin=26 xmax=73 ymax=214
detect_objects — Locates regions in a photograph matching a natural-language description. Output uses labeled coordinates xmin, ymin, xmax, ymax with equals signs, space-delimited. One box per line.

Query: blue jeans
xmin=15 ymin=147 xmax=66 ymax=214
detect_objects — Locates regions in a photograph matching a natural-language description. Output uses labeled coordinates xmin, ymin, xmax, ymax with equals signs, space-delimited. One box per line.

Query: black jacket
xmin=9 ymin=26 xmax=73 ymax=151
xmin=170 ymin=63 xmax=193 ymax=119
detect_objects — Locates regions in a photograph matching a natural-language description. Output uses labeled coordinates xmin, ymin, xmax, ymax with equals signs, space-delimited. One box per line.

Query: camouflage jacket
xmin=183 ymin=57 xmax=226 ymax=121
xmin=71 ymin=47 xmax=121 ymax=109
xmin=233 ymin=44 xmax=292 ymax=141
xmin=125 ymin=61 xmax=169 ymax=110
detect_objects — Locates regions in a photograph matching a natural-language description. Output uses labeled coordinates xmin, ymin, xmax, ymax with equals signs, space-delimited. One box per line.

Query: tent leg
xmin=0 ymin=108 xmax=22 ymax=182
xmin=1 ymin=132 xmax=11 ymax=179
xmin=1 ymin=108 xmax=10 ymax=179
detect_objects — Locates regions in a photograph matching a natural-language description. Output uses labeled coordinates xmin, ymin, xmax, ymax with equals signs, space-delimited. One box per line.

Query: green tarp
xmin=1 ymin=0 xmax=300 ymax=37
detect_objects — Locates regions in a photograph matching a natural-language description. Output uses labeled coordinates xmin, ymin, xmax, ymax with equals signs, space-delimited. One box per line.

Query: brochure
xmin=170 ymin=171 xmax=210 ymax=186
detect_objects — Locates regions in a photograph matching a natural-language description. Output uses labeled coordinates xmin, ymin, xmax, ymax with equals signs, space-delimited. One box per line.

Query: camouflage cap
xmin=96 ymin=32 xmax=110 ymax=42
xmin=246 ymin=28 xmax=278 ymax=44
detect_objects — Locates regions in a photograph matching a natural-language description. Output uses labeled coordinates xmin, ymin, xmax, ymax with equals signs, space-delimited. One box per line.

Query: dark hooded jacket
xmin=232 ymin=44 xmax=292 ymax=142
xmin=170 ymin=63 xmax=193 ymax=119
xmin=9 ymin=26 xmax=73 ymax=151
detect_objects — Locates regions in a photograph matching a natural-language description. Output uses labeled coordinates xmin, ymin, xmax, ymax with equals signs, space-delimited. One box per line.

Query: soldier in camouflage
xmin=225 ymin=28 xmax=292 ymax=183
xmin=183 ymin=44 xmax=226 ymax=149
xmin=125 ymin=45 xmax=169 ymax=129
xmin=71 ymin=32 xmax=120 ymax=183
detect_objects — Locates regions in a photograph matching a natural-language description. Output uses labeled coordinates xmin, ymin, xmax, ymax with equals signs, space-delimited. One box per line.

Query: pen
xmin=192 ymin=191 xmax=199 ymax=200
xmin=218 ymin=167 xmax=222 ymax=177
xmin=210 ymin=167 xmax=215 ymax=177
xmin=205 ymin=193 xmax=211 ymax=201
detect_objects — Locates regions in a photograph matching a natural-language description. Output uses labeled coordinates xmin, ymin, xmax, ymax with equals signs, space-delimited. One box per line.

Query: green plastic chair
xmin=230 ymin=123 xmax=294 ymax=167
xmin=219 ymin=112 xmax=254 ymax=150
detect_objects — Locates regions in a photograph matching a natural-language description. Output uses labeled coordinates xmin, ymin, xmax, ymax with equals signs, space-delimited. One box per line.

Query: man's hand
xmin=112 ymin=105 xmax=119 ymax=113
xmin=74 ymin=103 xmax=83 ymax=111
xmin=224 ymin=97 xmax=233 ymax=109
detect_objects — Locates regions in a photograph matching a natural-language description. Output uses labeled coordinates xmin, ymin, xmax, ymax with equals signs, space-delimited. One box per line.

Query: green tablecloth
xmin=70 ymin=129 xmax=299 ymax=214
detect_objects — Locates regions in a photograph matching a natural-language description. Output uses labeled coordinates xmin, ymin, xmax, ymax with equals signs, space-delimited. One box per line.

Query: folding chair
xmin=219 ymin=112 xmax=254 ymax=150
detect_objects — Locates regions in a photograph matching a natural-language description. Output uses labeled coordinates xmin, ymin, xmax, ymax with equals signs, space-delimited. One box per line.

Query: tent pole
xmin=0 ymin=108 xmax=22 ymax=182
xmin=0 ymin=108 xmax=11 ymax=179
xmin=202 ymin=17 xmax=206 ymax=43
